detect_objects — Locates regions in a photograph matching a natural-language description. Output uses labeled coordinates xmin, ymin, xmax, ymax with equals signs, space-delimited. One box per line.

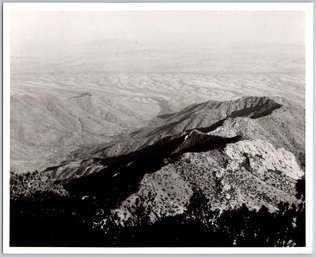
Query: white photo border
xmin=2 ymin=2 xmax=314 ymax=255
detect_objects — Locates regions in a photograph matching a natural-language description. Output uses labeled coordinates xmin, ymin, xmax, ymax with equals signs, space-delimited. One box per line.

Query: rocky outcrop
xmin=113 ymin=138 xmax=302 ymax=221
xmin=36 ymin=96 xmax=305 ymax=225
xmin=224 ymin=140 xmax=303 ymax=180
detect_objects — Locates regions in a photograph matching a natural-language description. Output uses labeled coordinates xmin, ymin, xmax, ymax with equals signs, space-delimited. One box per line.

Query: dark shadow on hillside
xmin=230 ymin=101 xmax=282 ymax=119
xmin=62 ymin=133 xmax=242 ymax=209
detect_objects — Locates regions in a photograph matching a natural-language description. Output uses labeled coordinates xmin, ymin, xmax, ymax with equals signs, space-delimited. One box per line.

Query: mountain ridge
xmin=36 ymin=96 xmax=305 ymax=220
xmin=65 ymin=95 xmax=303 ymax=165
xmin=10 ymin=95 xmax=305 ymax=241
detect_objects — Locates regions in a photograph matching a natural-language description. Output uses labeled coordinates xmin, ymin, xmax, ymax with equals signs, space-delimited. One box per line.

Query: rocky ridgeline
xmin=66 ymin=96 xmax=283 ymax=161
xmin=45 ymin=96 xmax=302 ymax=180
xmin=36 ymin=96 xmax=304 ymax=224
xmin=114 ymin=138 xmax=302 ymax=221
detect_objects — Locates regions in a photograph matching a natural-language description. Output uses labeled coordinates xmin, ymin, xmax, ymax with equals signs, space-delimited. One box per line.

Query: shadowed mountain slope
xmin=39 ymin=96 xmax=304 ymax=219
xmin=67 ymin=96 xmax=303 ymax=164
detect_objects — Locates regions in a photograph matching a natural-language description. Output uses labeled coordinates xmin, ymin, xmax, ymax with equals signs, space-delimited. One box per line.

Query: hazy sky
xmin=11 ymin=11 xmax=305 ymax=49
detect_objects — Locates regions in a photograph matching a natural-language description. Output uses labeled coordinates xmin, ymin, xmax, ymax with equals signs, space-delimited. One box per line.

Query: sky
xmin=11 ymin=11 xmax=305 ymax=50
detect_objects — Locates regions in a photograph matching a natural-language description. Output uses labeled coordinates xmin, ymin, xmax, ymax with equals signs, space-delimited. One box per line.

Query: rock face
xmin=225 ymin=140 xmax=303 ymax=180
xmin=41 ymin=96 xmax=304 ymax=221
xmin=116 ymin=139 xmax=302 ymax=221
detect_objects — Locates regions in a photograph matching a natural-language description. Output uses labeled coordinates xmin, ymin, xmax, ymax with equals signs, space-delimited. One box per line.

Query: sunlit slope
xmin=10 ymin=43 xmax=304 ymax=173
xmin=10 ymin=75 xmax=160 ymax=172
xmin=11 ymin=70 xmax=304 ymax=173
xmin=74 ymin=96 xmax=304 ymax=163
xmin=40 ymin=96 xmax=304 ymax=219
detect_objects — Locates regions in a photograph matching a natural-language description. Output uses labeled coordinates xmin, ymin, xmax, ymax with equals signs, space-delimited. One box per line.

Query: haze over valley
xmin=11 ymin=42 xmax=304 ymax=172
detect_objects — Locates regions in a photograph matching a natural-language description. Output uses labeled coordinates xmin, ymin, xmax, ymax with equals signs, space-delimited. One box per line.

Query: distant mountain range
xmin=11 ymin=41 xmax=304 ymax=73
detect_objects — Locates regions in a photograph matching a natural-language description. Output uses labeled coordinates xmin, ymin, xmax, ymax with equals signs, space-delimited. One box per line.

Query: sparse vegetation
xmin=10 ymin=173 xmax=305 ymax=247
xmin=10 ymin=171 xmax=67 ymax=200
xmin=9 ymin=95 xmax=306 ymax=247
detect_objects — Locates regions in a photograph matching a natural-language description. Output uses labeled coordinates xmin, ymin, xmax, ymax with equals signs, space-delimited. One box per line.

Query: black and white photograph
xmin=3 ymin=2 xmax=313 ymax=254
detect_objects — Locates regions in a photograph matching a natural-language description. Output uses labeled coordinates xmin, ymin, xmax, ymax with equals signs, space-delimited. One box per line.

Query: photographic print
xmin=3 ymin=3 xmax=313 ymax=254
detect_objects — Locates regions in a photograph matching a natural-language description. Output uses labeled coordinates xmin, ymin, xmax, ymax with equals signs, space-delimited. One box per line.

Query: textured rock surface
xmin=115 ymin=138 xmax=301 ymax=221
xmin=35 ymin=96 xmax=305 ymax=225
xmin=225 ymin=140 xmax=303 ymax=180
xmin=46 ymin=96 xmax=304 ymax=181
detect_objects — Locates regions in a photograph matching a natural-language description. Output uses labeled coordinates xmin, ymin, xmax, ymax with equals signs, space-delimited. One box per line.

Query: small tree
xmin=295 ymin=176 xmax=305 ymax=201
xmin=186 ymin=188 xmax=219 ymax=229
